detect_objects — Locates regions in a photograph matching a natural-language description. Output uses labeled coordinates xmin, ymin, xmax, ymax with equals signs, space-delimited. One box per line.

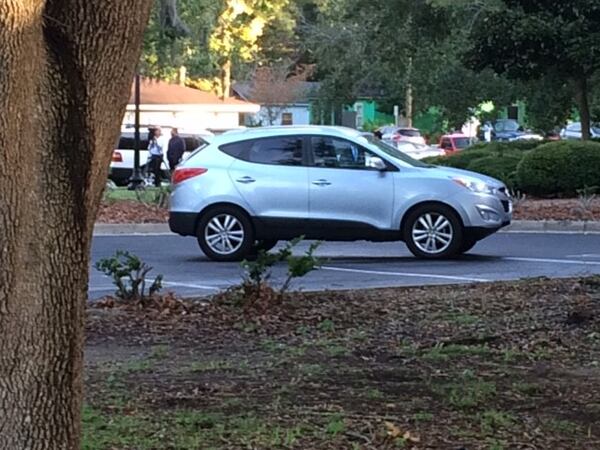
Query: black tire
xmin=197 ymin=206 xmax=255 ymax=262
xmin=403 ymin=204 xmax=463 ymax=259
xmin=254 ymin=239 xmax=278 ymax=253
xmin=459 ymin=237 xmax=478 ymax=254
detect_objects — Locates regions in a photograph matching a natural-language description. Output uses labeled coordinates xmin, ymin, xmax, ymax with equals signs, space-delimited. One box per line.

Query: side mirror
xmin=368 ymin=156 xmax=387 ymax=171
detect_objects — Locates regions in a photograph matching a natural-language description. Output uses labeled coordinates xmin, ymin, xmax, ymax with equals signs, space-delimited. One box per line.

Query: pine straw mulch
xmin=96 ymin=198 xmax=599 ymax=225
xmin=84 ymin=277 xmax=600 ymax=449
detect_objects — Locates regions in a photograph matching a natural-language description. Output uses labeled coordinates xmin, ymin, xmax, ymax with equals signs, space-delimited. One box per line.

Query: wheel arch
xmin=399 ymin=201 xmax=465 ymax=233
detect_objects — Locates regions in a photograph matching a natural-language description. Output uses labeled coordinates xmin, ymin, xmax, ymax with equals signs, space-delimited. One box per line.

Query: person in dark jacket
xmin=167 ymin=128 xmax=186 ymax=171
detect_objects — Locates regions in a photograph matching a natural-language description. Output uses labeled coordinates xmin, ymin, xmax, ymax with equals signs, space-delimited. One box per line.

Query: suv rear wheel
xmin=197 ymin=206 xmax=254 ymax=262
xmin=404 ymin=204 xmax=463 ymax=259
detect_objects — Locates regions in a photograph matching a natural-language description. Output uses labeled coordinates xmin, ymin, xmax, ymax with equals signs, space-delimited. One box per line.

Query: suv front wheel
xmin=197 ymin=206 xmax=255 ymax=262
xmin=403 ymin=204 xmax=463 ymax=259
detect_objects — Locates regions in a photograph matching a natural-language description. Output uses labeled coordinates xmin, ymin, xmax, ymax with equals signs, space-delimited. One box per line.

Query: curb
xmin=94 ymin=223 xmax=171 ymax=235
xmin=93 ymin=221 xmax=600 ymax=236
xmin=502 ymin=220 xmax=600 ymax=234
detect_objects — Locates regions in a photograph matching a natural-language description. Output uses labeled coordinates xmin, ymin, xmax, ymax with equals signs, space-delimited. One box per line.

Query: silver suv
xmin=169 ymin=126 xmax=512 ymax=261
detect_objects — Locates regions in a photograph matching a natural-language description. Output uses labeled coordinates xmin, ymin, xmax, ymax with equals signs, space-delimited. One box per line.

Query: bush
xmin=95 ymin=251 xmax=163 ymax=302
xmin=467 ymin=154 xmax=523 ymax=188
xmin=516 ymin=141 xmax=600 ymax=196
xmin=467 ymin=140 xmax=545 ymax=153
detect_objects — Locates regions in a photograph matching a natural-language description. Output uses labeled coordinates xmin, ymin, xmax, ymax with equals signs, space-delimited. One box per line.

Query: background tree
xmin=210 ymin=0 xmax=292 ymax=98
xmin=0 ymin=0 xmax=152 ymax=448
xmin=249 ymin=64 xmax=312 ymax=124
xmin=466 ymin=0 xmax=600 ymax=139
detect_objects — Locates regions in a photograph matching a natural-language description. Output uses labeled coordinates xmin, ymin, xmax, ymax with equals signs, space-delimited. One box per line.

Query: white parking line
xmin=504 ymin=257 xmax=600 ymax=266
xmin=322 ymin=266 xmax=491 ymax=283
xmin=162 ymin=281 xmax=219 ymax=291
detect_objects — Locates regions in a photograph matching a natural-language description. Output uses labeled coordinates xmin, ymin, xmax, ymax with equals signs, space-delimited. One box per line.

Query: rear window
xmin=220 ymin=136 xmax=304 ymax=166
xmin=454 ymin=137 xmax=470 ymax=149
xmin=398 ymin=129 xmax=421 ymax=137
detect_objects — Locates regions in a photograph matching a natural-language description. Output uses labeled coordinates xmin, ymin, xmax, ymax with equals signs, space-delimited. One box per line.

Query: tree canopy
xmin=467 ymin=0 xmax=600 ymax=138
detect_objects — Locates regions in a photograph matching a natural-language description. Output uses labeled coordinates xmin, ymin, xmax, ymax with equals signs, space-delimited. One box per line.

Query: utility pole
xmin=128 ymin=72 xmax=143 ymax=190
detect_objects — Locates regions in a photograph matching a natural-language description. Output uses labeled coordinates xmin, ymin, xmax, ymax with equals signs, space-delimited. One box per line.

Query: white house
xmin=233 ymin=82 xmax=319 ymax=126
xmin=124 ymin=79 xmax=260 ymax=133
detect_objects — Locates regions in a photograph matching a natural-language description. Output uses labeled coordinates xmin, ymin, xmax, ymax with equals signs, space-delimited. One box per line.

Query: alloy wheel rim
xmin=205 ymin=214 xmax=244 ymax=255
xmin=412 ymin=213 xmax=453 ymax=254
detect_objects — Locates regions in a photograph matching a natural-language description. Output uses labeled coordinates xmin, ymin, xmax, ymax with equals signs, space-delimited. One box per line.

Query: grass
xmin=478 ymin=410 xmax=516 ymax=433
xmin=103 ymin=187 xmax=164 ymax=203
xmin=422 ymin=344 xmax=492 ymax=361
xmin=83 ymin=407 xmax=312 ymax=450
xmin=434 ymin=372 xmax=497 ymax=410
xmin=83 ymin=276 xmax=600 ymax=448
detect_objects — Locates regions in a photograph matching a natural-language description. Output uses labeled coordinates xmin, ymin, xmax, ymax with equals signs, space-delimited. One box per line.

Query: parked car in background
xmin=169 ymin=126 xmax=512 ymax=262
xmin=439 ymin=133 xmax=471 ymax=154
xmin=397 ymin=141 xmax=445 ymax=159
xmin=560 ymin=122 xmax=600 ymax=140
xmin=376 ymin=126 xmax=426 ymax=146
xmin=110 ymin=126 xmax=213 ymax=186
xmin=479 ymin=119 xmax=526 ymax=142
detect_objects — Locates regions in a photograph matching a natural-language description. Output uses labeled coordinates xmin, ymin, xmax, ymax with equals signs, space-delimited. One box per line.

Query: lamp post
xmin=128 ymin=71 xmax=144 ymax=190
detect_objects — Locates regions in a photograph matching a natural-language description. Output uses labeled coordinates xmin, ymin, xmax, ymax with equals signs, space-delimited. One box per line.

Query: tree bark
xmin=221 ymin=58 xmax=232 ymax=99
xmin=575 ymin=76 xmax=591 ymax=140
xmin=0 ymin=1 xmax=152 ymax=449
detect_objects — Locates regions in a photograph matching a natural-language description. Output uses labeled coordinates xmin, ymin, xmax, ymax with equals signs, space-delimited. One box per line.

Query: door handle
xmin=312 ymin=179 xmax=332 ymax=187
xmin=236 ymin=176 xmax=256 ymax=184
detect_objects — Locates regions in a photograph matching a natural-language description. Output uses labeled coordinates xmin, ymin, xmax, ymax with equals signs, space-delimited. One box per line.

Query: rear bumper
xmin=169 ymin=212 xmax=197 ymax=236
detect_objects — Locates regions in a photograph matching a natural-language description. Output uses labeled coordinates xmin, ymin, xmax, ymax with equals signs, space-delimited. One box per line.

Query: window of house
xmin=281 ymin=113 xmax=293 ymax=126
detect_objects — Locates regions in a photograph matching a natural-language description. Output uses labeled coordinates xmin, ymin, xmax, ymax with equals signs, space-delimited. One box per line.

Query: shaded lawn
xmin=85 ymin=277 xmax=600 ymax=449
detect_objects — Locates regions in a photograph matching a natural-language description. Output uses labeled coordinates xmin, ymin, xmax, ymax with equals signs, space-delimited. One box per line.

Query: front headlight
xmin=452 ymin=177 xmax=495 ymax=195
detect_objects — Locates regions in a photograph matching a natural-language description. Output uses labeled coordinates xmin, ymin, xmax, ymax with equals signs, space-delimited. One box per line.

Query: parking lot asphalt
xmin=89 ymin=232 xmax=600 ymax=299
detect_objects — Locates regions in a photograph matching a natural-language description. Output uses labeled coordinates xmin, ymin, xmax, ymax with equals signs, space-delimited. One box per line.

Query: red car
xmin=439 ymin=133 xmax=471 ymax=155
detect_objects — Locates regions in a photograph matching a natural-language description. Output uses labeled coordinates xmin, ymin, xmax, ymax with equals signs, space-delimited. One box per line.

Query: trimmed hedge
xmin=466 ymin=154 xmax=522 ymax=188
xmin=516 ymin=141 xmax=600 ymax=196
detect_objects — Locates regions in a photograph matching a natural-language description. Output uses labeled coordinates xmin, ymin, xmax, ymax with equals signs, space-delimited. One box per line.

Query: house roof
xmin=130 ymin=79 xmax=254 ymax=107
xmin=233 ymin=81 xmax=321 ymax=105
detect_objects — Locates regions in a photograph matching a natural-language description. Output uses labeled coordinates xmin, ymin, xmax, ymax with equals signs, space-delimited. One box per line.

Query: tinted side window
xmin=248 ymin=137 xmax=303 ymax=166
xmin=117 ymin=136 xmax=150 ymax=150
xmin=220 ymin=137 xmax=304 ymax=166
xmin=311 ymin=137 xmax=379 ymax=170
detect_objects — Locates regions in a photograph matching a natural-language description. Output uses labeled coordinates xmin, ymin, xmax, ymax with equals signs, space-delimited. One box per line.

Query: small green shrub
xmin=95 ymin=251 xmax=163 ymax=301
xmin=467 ymin=154 xmax=522 ymax=188
xmin=240 ymin=238 xmax=322 ymax=304
xmin=516 ymin=141 xmax=600 ymax=196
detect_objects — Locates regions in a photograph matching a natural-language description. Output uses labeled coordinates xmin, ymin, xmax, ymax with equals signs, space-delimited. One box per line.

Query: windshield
xmin=454 ymin=137 xmax=471 ymax=149
xmin=364 ymin=136 xmax=430 ymax=168
xmin=494 ymin=120 xmax=519 ymax=132
xmin=592 ymin=124 xmax=600 ymax=134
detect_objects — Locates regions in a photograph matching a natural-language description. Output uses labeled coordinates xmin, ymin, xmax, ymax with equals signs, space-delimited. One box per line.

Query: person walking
xmin=167 ymin=127 xmax=186 ymax=171
xmin=147 ymin=126 xmax=165 ymax=187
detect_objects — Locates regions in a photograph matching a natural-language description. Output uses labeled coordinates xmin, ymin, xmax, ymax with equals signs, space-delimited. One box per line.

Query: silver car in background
xmin=169 ymin=126 xmax=512 ymax=261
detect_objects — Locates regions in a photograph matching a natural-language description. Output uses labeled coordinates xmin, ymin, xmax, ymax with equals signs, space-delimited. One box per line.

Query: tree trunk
xmin=405 ymin=57 xmax=414 ymax=128
xmin=221 ymin=58 xmax=232 ymax=100
xmin=0 ymin=1 xmax=152 ymax=449
xmin=575 ymin=76 xmax=591 ymax=140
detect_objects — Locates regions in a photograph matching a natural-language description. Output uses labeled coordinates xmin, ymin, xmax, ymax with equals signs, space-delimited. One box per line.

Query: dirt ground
xmin=84 ymin=277 xmax=600 ymax=449
xmin=96 ymin=198 xmax=599 ymax=224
